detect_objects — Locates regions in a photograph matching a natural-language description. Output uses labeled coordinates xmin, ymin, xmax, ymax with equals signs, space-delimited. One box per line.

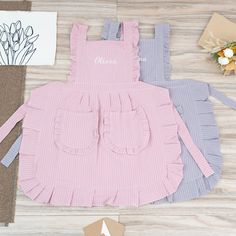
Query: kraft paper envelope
xmin=198 ymin=12 xmax=236 ymax=50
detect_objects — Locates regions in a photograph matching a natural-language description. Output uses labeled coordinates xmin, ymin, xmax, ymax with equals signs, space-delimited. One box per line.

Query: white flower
xmin=218 ymin=57 xmax=229 ymax=65
xmin=223 ymin=48 xmax=234 ymax=58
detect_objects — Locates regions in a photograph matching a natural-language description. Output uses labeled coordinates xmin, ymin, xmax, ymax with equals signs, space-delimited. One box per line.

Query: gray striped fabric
xmin=103 ymin=21 xmax=236 ymax=202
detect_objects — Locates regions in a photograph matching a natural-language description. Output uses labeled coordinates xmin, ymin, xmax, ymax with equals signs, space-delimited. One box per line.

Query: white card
xmin=0 ymin=11 xmax=57 ymax=65
xmin=101 ymin=220 xmax=111 ymax=236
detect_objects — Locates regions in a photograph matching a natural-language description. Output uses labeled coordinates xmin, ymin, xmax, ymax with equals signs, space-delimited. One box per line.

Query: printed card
xmin=0 ymin=11 xmax=57 ymax=65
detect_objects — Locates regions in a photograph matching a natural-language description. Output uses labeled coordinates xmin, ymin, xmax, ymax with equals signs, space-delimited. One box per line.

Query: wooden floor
xmin=1 ymin=0 xmax=236 ymax=235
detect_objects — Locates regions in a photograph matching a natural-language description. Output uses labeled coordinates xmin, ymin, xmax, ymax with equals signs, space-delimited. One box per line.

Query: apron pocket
xmin=54 ymin=109 xmax=99 ymax=155
xmin=102 ymin=107 xmax=150 ymax=155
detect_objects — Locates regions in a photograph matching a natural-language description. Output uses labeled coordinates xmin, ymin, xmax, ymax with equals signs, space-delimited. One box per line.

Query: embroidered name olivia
xmin=94 ymin=57 xmax=117 ymax=64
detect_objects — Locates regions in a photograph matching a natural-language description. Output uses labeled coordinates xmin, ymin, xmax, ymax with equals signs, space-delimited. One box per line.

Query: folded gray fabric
xmin=103 ymin=21 xmax=236 ymax=202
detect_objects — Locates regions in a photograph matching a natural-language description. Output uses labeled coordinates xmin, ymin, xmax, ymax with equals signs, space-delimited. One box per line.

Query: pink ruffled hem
xmin=19 ymin=161 xmax=183 ymax=207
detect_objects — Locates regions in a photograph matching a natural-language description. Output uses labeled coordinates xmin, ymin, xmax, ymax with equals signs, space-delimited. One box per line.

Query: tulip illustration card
xmin=0 ymin=11 xmax=57 ymax=65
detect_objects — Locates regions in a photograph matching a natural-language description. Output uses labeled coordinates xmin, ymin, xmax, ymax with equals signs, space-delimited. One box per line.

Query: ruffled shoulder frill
xmin=131 ymin=21 xmax=140 ymax=82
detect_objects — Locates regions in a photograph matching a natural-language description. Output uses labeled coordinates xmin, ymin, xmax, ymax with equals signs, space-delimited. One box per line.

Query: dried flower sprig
xmin=211 ymin=42 xmax=236 ymax=75
xmin=204 ymin=32 xmax=236 ymax=75
xmin=0 ymin=20 xmax=39 ymax=65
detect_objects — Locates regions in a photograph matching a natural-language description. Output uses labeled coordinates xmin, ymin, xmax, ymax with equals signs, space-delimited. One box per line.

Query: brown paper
xmin=83 ymin=218 xmax=125 ymax=236
xmin=0 ymin=1 xmax=31 ymax=225
xmin=198 ymin=12 xmax=236 ymax=50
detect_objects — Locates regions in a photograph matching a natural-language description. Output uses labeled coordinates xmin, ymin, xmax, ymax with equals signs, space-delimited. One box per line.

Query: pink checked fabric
xmin=0 ymin=21 xmax=214 ymax=207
